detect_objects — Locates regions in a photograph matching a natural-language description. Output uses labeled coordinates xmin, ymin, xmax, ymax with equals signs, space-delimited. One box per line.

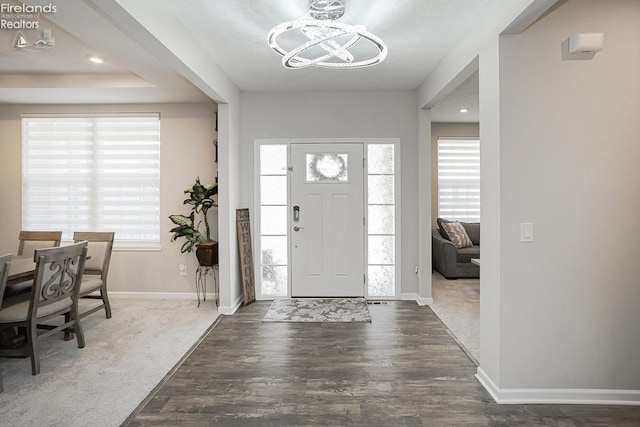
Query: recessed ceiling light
xmin=88 ymin=56 xmax=104 ymax=64
xmin=459 ymin=108 xmax=469 ymax=113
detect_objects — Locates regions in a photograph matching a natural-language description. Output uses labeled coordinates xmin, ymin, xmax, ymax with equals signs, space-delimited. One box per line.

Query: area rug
xmin=262 ymin=298 xmax=372 ymax=322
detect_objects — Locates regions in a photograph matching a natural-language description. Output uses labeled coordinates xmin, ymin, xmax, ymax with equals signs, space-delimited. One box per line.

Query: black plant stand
xmin=195 ymin=265 xmax=219 ymax=307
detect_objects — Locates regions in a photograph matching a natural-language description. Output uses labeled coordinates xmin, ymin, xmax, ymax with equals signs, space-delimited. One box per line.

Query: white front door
xmin=290 ymin=143 xmax=365 ymax=297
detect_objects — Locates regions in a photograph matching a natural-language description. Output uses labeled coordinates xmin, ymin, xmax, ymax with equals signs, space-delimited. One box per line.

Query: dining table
xmin=0 ymin=256 xmax=36 ymax=353
xmin=6 ymin=253 xmax=91 ymax=288
xmin=6 ymin=256 xmax=37 ymax=287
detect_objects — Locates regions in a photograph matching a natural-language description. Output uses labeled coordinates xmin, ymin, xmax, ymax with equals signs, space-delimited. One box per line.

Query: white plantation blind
xmin=22 ymin=114 xmax=161 ymax=249
xmin=437 ymin=138 xmax=480 ymax=222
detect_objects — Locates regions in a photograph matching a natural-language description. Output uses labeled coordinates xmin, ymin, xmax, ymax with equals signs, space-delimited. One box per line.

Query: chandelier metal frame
xmin=267 ymin=0 xmax=388 ymax=70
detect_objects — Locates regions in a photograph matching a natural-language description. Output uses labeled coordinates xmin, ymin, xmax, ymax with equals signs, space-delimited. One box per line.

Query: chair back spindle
xmin=29 ymin=242 xmax=87 ymax=319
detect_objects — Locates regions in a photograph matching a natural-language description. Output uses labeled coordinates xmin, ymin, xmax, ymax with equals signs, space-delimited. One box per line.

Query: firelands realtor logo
xmin=1 ymin=2 xmax=57 ymax=51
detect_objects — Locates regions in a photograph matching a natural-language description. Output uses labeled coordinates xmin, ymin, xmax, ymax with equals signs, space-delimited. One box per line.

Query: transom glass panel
xmin=306 ymin=153 xmax=348 ymax=182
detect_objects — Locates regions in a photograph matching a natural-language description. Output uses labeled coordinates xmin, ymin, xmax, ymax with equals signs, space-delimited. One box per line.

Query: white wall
xmin=418 ymin=0 xmax=537 ymax=108
xmin=239 ymin=90 xmax=420 ymax=296
xmin=497 ymin=0 xmax=640 ymax=393
xmin=478 ymin=33 xmax=503 ymax=387
xmin=93 ymin=0 xmax=244 ymax=312
xmin=217 ymin=102 xmax=244 ymax=311
xmin=0 ymin=103 xmax=218 ymax=296
xmin=430 ymin=122 xmax=480 ymax=225
xmin=417 ymin=108 xmax=433 ymax=303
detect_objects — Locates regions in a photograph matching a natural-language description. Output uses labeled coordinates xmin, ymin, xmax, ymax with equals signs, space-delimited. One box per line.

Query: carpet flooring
xmin=430 ymin=272 xmax=480 ymax=363
xmin=262 ymin=298 xmax=372 ymax=322
xmin=0 ymin=297 xmax=218 ymax=427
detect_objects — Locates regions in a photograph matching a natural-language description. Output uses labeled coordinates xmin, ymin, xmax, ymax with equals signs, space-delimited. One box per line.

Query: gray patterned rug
xmin=263 ymin=298 xmax=372 ymax=322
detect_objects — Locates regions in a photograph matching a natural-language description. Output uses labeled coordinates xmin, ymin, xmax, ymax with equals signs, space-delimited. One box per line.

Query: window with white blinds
xmin=22 ymin=114 xmax=161 ymax=250
xmin=437 ymin=138 xmax=480 ymax=222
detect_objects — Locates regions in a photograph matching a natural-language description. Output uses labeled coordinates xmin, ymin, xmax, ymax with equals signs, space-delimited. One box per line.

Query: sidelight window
xmin=258 ymin=144 xmax=289 ymax=297
xmin=366 ymin=143 xmax=396 ymax=297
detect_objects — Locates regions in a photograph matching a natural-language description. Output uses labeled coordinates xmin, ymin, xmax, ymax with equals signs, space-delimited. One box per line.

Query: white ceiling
xmin=431 ymin=71 xmax=479 ymax=122
xmin=161 ymin=0 xmax=487 ymax=91
xmin=0 ymin=0 xmax=484 ymax=120
xmin=0 ymin=0 xmax=210 ymax=104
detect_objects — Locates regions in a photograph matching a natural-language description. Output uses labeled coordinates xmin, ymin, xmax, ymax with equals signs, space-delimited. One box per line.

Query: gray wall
xmin=0 ymin=103 xmax=218 ymax=295
xmin=497 ymin=0 xmax=640 ymax=389
xmin=239 ymin=90 xmax=420 ymax=295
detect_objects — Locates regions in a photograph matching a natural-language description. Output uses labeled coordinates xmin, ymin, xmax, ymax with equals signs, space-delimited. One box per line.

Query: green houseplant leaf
xmin=168 ymin=177 xmax=218 ymax=253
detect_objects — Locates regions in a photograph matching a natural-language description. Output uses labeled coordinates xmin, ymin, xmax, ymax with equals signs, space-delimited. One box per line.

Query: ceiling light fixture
xmin=459 ymin=108 xmax=469 ymax=113
xmin=88 ymin=56 xmax=104 ymax=64
xmin=268 ymin=0 xmax=388 ymax=69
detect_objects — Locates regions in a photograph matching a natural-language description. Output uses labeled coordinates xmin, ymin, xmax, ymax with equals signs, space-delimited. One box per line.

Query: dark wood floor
xmin=127 ymin=301 xmax=640 ymax=426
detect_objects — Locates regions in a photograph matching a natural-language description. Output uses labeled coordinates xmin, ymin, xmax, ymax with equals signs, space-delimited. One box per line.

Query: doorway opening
xmin=255 ymin=139 xmax=399 ymax=300
xmin=429 ymin=70 xmax=480 ymax=364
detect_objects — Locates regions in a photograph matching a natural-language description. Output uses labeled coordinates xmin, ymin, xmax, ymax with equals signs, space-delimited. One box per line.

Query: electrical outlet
xmin=179 ymin=264 xmax=188 ymax=276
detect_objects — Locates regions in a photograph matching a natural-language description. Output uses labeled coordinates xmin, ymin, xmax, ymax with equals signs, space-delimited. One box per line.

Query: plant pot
xmin=195 ymin=241 xmax=218 ymax=266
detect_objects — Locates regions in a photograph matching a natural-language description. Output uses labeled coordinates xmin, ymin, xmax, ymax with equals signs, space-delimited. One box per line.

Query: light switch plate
xmin=521 ymin=223 xmax=534 ymax=242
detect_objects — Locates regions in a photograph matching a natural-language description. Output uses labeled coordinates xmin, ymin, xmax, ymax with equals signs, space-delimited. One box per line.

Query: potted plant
xmin=169 ymin=177 xmax=218 ymax=266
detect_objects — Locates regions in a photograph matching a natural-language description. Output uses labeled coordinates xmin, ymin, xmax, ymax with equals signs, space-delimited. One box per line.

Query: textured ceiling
xmin=164 ymin=0 xmax=488 ymax=91
xmin=431 ymin=71 xmax=479 ymax=122
xmin=0 ymin=0 xmax=484 ymax=116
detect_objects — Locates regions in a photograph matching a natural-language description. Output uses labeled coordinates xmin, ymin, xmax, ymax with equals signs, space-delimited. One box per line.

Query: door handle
xmin=293 ymin=205 xmax=300 ymax=222
xmin=294 ymin=226 xmax=305 ymax=232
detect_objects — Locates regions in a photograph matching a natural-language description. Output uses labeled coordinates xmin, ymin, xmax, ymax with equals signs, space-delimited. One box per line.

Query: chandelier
xmin=267 ymin=0 xmax=388 ymax=69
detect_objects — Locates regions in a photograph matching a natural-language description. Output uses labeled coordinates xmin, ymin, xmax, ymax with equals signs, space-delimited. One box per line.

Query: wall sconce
xmin=569 ymin=33 xmax=604 ymax=54
xmin=563 ymin=33 xmax=604 ymax=61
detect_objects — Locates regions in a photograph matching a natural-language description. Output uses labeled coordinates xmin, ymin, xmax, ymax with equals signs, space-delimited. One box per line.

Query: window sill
xmin=113 ymin=243 xmax=162 ymax=252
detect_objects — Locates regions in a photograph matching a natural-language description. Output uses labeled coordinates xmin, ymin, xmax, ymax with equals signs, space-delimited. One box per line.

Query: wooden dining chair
xmin=73 ymin=232 xmax=115 ymax=319
xmin=0 ymin=254 xmax=10 ymax=392
xmin=0 ymin=254 xmax=11 ymax=309
xmin=7 ymin=231 xmax=64 ymax=299
xmin=17 ymin=230 xmax=62 ymax=257
xmin=0 ymin=242 xmax=87 ymax=376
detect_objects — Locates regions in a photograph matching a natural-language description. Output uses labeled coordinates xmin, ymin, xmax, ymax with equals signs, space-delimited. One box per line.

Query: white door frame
xmin=254 ymin=138 xmax=402 ymax=299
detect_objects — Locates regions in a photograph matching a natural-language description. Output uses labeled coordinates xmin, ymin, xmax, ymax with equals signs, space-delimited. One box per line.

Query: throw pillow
xmin=440 ymin=221 xmax=473 ymax=249
xmin=461 ymin=222 xmax=480 ymax=246
xmin=436 ymin=217 xmax=453 ymax=240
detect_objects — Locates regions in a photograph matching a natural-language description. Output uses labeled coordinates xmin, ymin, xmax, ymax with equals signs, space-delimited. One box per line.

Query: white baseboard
xmin=111 ymin=291 xmax=242 ymax=315
xmin=401 ymin=293 xmax=433 ymax=306
xmin=110 ymin=291 xmax=217 ymax=300
xmin=476 ymin=367 xmax=640 ymax=406
xmin=218 ymin=295 xmax=243 ymax=315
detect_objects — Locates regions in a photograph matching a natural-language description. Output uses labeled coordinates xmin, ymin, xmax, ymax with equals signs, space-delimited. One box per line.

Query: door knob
xmin=294 ymin=226 xmax=305 ymax=232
